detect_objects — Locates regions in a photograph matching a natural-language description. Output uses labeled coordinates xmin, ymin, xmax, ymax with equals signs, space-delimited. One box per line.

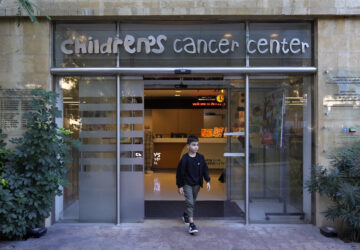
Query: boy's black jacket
xmin=176 ymin=153 xmax=210 ymax=188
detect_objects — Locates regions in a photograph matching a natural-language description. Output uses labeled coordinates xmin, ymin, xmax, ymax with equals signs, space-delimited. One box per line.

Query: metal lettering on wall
xmin=54 ymin=23 xmax=312 ymax=67
xmin=0 ymin=89 xmax=32 ymax=131
xmin=61 ymin=34 xmax=310 ymax=56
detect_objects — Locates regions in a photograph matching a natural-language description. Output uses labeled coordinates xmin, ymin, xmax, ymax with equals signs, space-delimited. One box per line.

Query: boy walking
xmin=176 ymin=136 xmax=211 ymax=234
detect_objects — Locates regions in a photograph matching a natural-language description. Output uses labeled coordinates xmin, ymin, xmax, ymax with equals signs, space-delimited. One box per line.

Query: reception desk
xmin=153 ymin=138 xmax=227 ymax=169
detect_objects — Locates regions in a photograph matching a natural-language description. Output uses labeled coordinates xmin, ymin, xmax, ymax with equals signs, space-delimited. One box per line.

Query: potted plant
xmin=0 ymin=90 xmax=78 ymax=240
xmin=306 ymin=143 xmax=360 ymax=242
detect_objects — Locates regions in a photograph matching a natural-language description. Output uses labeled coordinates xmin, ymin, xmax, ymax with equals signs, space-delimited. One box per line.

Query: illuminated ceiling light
xmin=59 ymin=78 xmax=76 ymax=90
xmin=224 ymin=34 xmax=232 ymax=38
xmin=175 ymin=90 xmax=182 ymax=93
xmin=221 ymin=89 xmax=224 ymax=93
xmin=175 ymin=94 xmax=181 ymax=97
xmin=270 ymin=33 xmax=279 ymax=38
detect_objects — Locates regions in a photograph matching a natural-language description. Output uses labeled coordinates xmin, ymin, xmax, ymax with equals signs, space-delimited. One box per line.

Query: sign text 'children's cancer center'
xmin=61 ymin=34 xmax=310 ymax=55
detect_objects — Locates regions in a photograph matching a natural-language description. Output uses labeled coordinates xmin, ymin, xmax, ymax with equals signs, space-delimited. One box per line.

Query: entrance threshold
xmin=145 ymin=200 xmax=245 ymax=219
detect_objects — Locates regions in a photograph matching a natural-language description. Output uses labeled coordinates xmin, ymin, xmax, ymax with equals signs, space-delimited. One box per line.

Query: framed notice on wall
xmin=0 ymin=89 xmax=33 ymax=133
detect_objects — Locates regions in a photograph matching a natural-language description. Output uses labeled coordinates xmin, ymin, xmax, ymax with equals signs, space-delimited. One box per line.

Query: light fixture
xmin=270 ymin=33 xmax=279 ymax=38
xmin=224 ymin=34 xmax=232 ymax=38
xmin=59 ymin=78 xmax=76 ymax=90
xmin=221 ymin=89 xmax=224 ymax=93
xmin=175 ymin=94 xmax=181 ymax=97
xmin=175 ymin=90 xmax=182 ymax=93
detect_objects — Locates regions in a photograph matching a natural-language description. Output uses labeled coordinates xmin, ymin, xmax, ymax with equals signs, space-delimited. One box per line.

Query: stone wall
xmin=0 ymin=19 xmax=51 ymax=140
xmin=0 ymin=19 xmax=51 ymax=90
xmin=316 ymin=17 xmax=360 ymax=226
xmin=0 ymin=0 xmax=360 ymax=17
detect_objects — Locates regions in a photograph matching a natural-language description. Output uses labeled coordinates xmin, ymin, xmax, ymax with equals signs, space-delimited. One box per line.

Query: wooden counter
xmin=153 ymin=137 xmax=227 ymax=169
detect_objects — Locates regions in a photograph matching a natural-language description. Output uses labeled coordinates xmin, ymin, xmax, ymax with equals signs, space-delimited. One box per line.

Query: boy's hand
xmin=206 ymin=182 xmax=211 ymax=191
xmin=178 ymin=187 xmax=184 ymax=195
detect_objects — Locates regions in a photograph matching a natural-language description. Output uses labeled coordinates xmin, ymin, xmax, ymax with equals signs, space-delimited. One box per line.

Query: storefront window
xmin=119 ymin=23 xmax=245 ymax=67
xmin=248 ymin=23 xmax=313 ymax=67
xmin=248 ymin=76 xmax=312 ymax=222
xmin=61 ymin=76 xmax=117 ymax=222
xmin=54 ymin=23 xmax=117 ymax=68
xmin=53 ymin=21 xmax=314 ymax=223
xmin=54 ymin=22 xmax=313 ymax=68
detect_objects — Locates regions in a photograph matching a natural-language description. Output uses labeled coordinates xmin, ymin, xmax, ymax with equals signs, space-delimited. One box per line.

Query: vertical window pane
xmin=249 ymin=76 xmax=312 ymax=222
xmin=249 ymin=23 xmax=313 ymax=67
xmin=62 ymin=76 xmax=117 ymax=223
xmin=54 ymin=23 xmax=117 ymax=67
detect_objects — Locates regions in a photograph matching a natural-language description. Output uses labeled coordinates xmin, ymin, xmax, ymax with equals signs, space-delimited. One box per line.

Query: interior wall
xmin=152 ymin=109 xmax=203 ymax=137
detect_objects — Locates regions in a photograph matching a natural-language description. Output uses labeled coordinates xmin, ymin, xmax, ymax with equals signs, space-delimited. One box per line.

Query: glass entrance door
xmin=143 ymin=77 xmax=245 ymax=219
xmin=225 ymin=78 xmax=247 ymax=221
xmin=119 ymin=77 xmax=145 ymax=222
xmin=61 ymin=76 xmax=117 ymax=223
xmin=226 ymin=76 xmax=312 ymax=223
xmin=248 ymin=76 xmax=312 ymax=223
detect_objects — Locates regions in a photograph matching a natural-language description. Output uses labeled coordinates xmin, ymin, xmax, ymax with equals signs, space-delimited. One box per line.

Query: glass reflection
xmin=247 ymin=76 xmax=312 ymax=222
xmin=61 ymin=76 xmax=117 ymax=223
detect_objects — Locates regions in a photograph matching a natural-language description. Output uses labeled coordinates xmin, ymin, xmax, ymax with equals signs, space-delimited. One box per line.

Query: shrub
xmin=306 ymin=142 xmax=360 ymax=242
xmin=0 ymin=90 xmax=77 ymax=240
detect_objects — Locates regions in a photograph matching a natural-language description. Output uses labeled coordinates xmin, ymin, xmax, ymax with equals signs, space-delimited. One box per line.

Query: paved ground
xmin=1 ymin=220 xmax=359 ymax=250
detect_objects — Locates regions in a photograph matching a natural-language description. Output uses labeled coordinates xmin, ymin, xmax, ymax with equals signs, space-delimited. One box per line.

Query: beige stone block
xmin=158 ymin=8 xmax=175 ymax=15
xmin=318 ymin=52 xmax=339 ymax=71
xmin=22 ymin=72 xmax=50 ymax=89
xmin=0 ymin=75 xmax=20 ymax=89
xmin=337 ymin=52 xmax=352 ymax=69
xmin=228 ymin=0 xmax=257 ymax=9
xmin=345 ymin=0 xmax=360 ymax=8
xmin=23 ymin=36 xmax=50 ymax=55
xmin=349 ymin=36 xmax=360 ymax=51
xmin=2 ymin=0 xmax=360 ymax=16
xmin=20 ymin=21 xmax=49 ymax=36
xmin=0 ymin=36 xmax=26 ymax=56
xmin=0 ymin=36 xmax=11 ymax=55
xmin=141 ymin=1 xmax=160 ymax=9
xmin=318 ymin=36 xmax=346 ymax=53
xmin=348 ymin=53 xmax=360 ymax=69
xmin=77 ymin=0 xmax=95 ymax=9
xmin=0 ymin=60 xmax=9 ymax=73
xmin=189 ymin=8 xmax=206 ymax=15
xmin=309 ymin=0 xmax=338 ymax=9
xmin=317 ymin=18 xmax=334 ymax=35
xmin=9 ymin=55 xmax=36 ymax=73
xmin=160 ymin=0 xmax=195 ymax=9
xmin=34 ymin=55 xmax=50 ymax=73
xmin=0 ymin=20 xmax=11 ymax=35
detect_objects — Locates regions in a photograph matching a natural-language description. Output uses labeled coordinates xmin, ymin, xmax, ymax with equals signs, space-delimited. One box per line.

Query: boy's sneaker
xmin=189 ymin=223 xmax=198 ymax=234
xmin=182 ymin=213 xmax=189 ymax=225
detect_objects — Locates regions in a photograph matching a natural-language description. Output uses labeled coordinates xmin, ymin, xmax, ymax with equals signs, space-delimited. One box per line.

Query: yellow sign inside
xmin=216 ymin=94 xmax=225 ymax=103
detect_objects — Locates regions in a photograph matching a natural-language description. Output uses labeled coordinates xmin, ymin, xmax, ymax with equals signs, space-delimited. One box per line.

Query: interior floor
xmin=145 ymin=169 xmax=226 ymax=201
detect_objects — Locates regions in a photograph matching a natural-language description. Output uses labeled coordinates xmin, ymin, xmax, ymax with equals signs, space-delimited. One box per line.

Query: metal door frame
xmin=52 ymin=69 xmax=315 ymax=225
xmin=51 ymin=19 xmax=316 ymax=225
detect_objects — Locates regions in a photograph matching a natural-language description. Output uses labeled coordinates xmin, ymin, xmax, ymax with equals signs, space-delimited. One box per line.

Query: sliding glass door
xmin=248 ymin=76 xmax=312 ymax=223
xmin=61 ymin=76 xmax=117 ymax=222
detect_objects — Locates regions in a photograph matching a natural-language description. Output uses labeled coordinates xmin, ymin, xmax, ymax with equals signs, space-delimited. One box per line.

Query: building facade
xmin=1 ymin=0 xmax=360 ymax=227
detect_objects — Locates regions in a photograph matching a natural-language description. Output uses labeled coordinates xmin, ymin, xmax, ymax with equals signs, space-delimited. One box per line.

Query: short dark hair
xmin=187 ymin=135 xmax=198 ymax=145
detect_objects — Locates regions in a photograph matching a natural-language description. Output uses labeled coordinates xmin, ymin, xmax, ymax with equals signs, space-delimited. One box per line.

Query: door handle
xmin=224 ymin=153 xmax=245 ymax=157
xmin=224 ymin=132 xmax=245 ymax=136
